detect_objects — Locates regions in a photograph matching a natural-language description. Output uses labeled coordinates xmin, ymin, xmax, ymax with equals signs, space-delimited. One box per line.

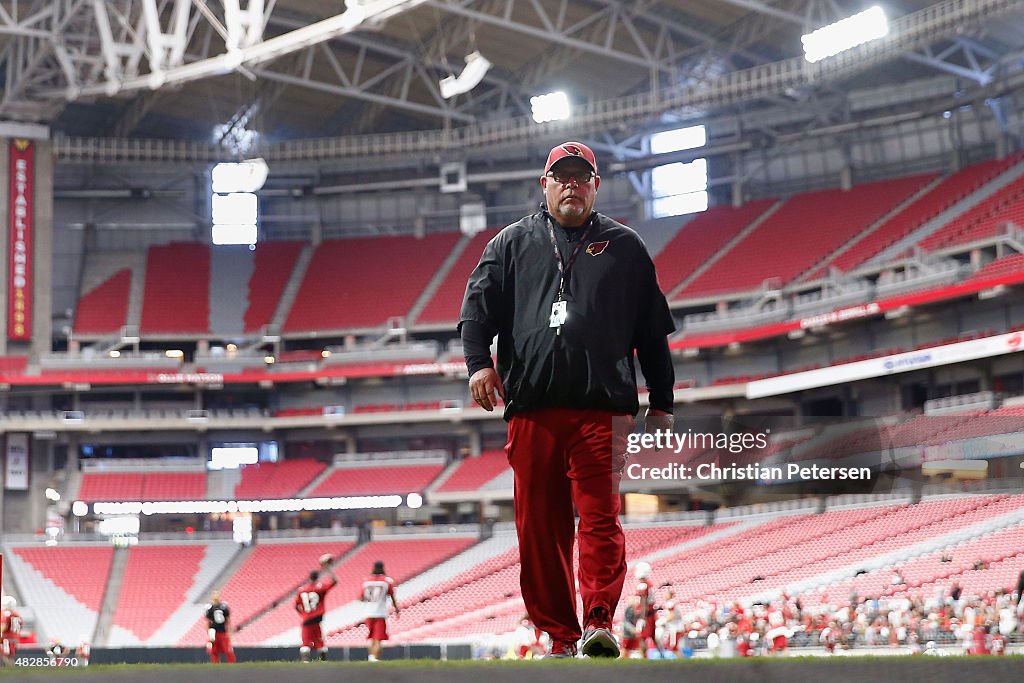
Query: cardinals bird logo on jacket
xmin=586 ymin=240 xmax=609 ymax=256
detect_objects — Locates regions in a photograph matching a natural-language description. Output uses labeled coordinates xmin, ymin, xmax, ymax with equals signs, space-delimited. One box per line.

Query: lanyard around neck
xmin=546 ymin=215 xmax=594 ymax=299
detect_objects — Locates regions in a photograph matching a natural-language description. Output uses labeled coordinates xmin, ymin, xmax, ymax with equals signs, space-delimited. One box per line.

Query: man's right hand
xmin=469 ymin=368 xmax=505 ymax=412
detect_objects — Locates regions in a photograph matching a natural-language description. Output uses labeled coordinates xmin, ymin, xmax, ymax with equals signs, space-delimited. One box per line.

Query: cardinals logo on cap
xmin=562 ymin=144 xmax=583 ymax=156
xmin=586 ymin=240 xmax=609 ymax=256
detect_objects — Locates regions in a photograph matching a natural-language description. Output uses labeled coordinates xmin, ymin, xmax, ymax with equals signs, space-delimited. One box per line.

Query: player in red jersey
xmin=819 ymin=620 xmax=840 ymax=654
xmin=633 ymin=562 xmax=658 ymax=657
xmin=620 ymin=595 xmax=644 ymax=658
xmin=1 ymin=596 xmax=22 ymax=666
xmin=204 ymin=592 xmax=236 ymax=664
xmin=989 ymin=625 xmax=1007 ymax=656
xmin=295 ymin=555 xmax=338 ymax=662
xmin=360 ymin=561 xmax=399 ymax=662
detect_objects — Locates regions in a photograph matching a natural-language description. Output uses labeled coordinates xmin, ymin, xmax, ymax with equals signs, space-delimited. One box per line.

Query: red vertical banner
xmin=8 ymin=139 xmax=33 ymax=341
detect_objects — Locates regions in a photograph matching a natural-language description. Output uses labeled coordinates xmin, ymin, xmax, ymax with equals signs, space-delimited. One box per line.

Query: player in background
xmin=620 ymin=595 xmax=643 ymax=658
xmin=989 ymin=624 xmax=1007 ymax=655
xmin=75 ymin=635 xmax=91 ymax=667
xmin=295 ymin=554 xmax=338 ymax=662
xmin=204 ymin=591 xmax=236 ymax=664
xmin=633 ymin=562 xmax=658 ymax=657
xmin=819 ymin=620 xmax=840 ymax=655
xmin=46 ymin=637 xmax=68 ymax=661
xmin=513 ymin=614 xmax=547 ymax=659
xmin=360 ymin=561 xmax=399 ymax=662
xmin=1 ymin=596 xmax=22 ymax=667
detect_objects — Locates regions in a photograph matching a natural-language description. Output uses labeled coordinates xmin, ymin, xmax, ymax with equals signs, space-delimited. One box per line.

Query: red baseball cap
xmin=544 ymin=141 xmax=597 ymax=175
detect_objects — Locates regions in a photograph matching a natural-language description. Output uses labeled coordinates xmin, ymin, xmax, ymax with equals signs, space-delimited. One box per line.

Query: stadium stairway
xmin=125 ymin=251 xmax=147 ymax=332
xmin=667 ymin=199 xmax=784 ymax=301
xmin=200 ymin=536 xmax=364 ymax=643
xmin=267 ymin=244 xmax=314 ymax=333
xmin=405 ymin=233 xmax=475 ymax=327
xmin=657 ymin=496 xmax=1019 ymax=611
xmin=194 ymin=543 xmax=255 ymax=611
xmin=295 ymin=461 xmax=338 ymax=498
xmin=425 ymin=456 xmax=462 ymax=494
xmin=796 ymin=174 xmax=943 ymax=282
xmin=92 ymin=546 xmax=130 ymax=646
xmin=377 ymin=522 xmax=751 ymax=644
xmin=785 ymin=496 xmax=1024 ymax=607
xmin=3 ymin=545 xmax=114 ymax=645
xmin=73 ymin=249 xmax=146 ymax=336
xmin=632 ymin=516 xmax=772 ymax=565
xmin=207 ymin=466 xmax=241 ymax=499
xmin=476 ymin=468 xmax=513 ymax=496
xmin=267 ymin=531 xmax=518 ymax=647
xmin=145 ymin=540 xmax=240 ymax=646
xmin=209 ymin=245 xmax=254 ymax=337
xmin=233 ymin=535 xmax=475 ymax=645
xmin=870 ymin=156 xmax=1024 ymax=264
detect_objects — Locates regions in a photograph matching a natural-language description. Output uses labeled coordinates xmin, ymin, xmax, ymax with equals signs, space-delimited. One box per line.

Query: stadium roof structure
xmin=2 ymin=0 xmax=1024 ymax=168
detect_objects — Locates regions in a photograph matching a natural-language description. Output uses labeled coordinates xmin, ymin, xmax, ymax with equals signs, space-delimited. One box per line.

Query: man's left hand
xmin=645 ymin=408 xmax=673 ymax=433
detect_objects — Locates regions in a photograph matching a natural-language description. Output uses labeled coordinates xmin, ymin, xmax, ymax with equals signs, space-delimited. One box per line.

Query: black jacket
xmin=459 ymin=209 xmax=675 ymax=419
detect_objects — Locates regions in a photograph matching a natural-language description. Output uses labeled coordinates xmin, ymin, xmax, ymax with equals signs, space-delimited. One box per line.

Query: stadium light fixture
xmin=801 ymin=6 xmax=889 ymax=63
xmin=531 ymin=91 xmax=571 ymax=123
xmin=407 ymin=493 xmax=423 ymax=509
xmin=212 ymin=159 xmax=265 ymax=246
xmin=211 ymin=159 xmax=268 ymax=193
xmin=210 ymin=446 xmax=259 ymax=470
xmin=439 ymin=51 xmax=492 ymax=99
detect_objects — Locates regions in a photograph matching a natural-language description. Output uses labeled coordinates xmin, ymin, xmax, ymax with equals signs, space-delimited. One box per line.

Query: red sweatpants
xmin=507 ymin=407 xmax=627 ymax=643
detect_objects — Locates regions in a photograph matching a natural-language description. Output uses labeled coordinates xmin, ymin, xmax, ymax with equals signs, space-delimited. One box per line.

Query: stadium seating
xmin=243 ymin=241 xmax=305 ymax=333
xmin=0 ymin=356 xmax=28 ymax=374
xmin=675 ymin=177 xmax=927 ymax=300
xmin=434 ymin=451 xmax=509 ymax=494
xmin=283 ymin=233 xmax=461 ymax=332
xmin=140 ymin=473 xmax=206 ymax=501
xmin=234 ymin=458 xmax=327 ymax=499
xmin=232 ymin=536 xmax=476 ymax=645
xmin=809 ymin=496 xmax=1024 ymax=607
xmin=140 ymin=242 xmax=211 ymax=334
xmin=654 ymin=199 xmax=775 ymax=295
xmin=807 ymin=158 xmax=1022 ymax=277
xmin=177 ymin=540 xmax=356 ymax=646
xmin=111 ymin=545 xmax=207 ymax=642
xmin=11 ymin=545 xmax=115 ymax=638
xmin=12 ymin=546 xmax=115 ymax=611
xmin=76 ymin=473 xmax=146 ymax=501
xmin=962 ymin=253 xmax=1024 ymax=284
xmin=310 ymin=464 xmax=445 ymax=496
xmin=276 ymin=349 xmax=325 ymax=364
xmin=921 ymin=173 xmax=1024 ymax=250
xmin=650 ymin=496 xmax=1024 ymax=611
xmin=416 ymin=229 xmax=500 ymax=326
xmin=77 ymin=472 xmax=205 ymax=502
xmin=917 ymin=405 xmax=1024 ymax=443
xmin=72 ymin=268 xmax=132 ymax=335
xmin=335 ymin=523 xmax=731 ymax=645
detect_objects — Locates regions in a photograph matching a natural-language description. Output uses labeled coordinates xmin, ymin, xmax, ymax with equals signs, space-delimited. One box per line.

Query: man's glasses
xmin=546 ymin=170 xmax=595 ymax=185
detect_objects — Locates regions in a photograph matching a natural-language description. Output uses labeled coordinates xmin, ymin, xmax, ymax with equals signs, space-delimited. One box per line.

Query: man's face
xmin=541 ymin=159 xmax=600 ymax=227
